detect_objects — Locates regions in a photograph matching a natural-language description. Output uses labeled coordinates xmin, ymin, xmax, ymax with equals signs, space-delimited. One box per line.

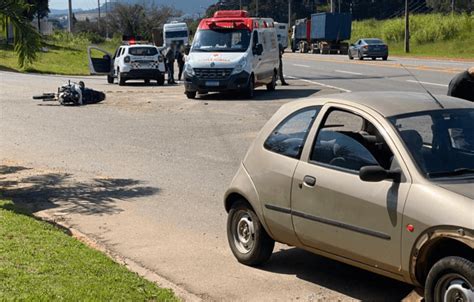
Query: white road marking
xmin=406 ymin=80 xmax=448 ymax=87
xmin=292 ymin=64 xmax=310 ymax=68
xmin=285 ymin=75 xmax=351 ymax=92
xmin=334 ymin=70 xmax=363 ymax=75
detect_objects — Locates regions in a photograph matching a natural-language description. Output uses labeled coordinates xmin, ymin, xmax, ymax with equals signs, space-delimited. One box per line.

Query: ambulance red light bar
xmin=213 ymin=10 xmax=249 ymax=18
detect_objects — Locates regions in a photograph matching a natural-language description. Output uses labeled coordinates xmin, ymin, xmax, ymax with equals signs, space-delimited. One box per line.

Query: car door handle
xmin=303 ymin=175 xmax=316 ymax=187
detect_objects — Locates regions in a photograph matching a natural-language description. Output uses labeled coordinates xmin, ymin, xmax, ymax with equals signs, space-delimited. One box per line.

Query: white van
xmin=183 ymin=10 xmax=280 ymax=99
xmin=274 ymin=22 xmax=288 ymax=49
xmin=163 ymin=22 xmax=189 ymax=47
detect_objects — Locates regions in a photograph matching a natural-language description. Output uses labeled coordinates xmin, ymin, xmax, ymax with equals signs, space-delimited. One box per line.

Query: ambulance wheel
xmin=266 ymin=71 xmax=276 ymax=91
xmin=244 ymin=75 xmax=255 ymax=99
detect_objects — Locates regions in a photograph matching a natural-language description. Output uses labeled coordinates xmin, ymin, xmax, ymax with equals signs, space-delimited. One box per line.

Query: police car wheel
xmin=107 ymin=75 xmax=114 ymax=84
xmin=118 ymin=72 xmax=126 ymax=86
xmin=156 ymin=75 xmax=165 ymax=86
xmin=186 ymin=91 xmax=196 ymax=99
xmin=144 ymin=79 xmax=150 ymax=84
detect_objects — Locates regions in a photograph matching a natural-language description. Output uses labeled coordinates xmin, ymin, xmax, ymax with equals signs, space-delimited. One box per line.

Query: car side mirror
xmin=253 ymin=44 xmax=263 ymax=56
xmin=359 ymin=166 xmax=401 ymax=182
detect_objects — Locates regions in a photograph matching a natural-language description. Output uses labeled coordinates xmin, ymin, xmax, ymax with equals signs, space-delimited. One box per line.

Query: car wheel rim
xmin=436 ymin=273 xmax=474 ymax=302
xmin=233 ymin=212 xmax=255 ymax=254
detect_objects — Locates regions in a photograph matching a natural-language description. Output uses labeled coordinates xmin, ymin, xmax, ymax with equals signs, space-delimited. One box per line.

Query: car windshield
xmin=365 ymin=39 xmax=384 ymax=44
xmin=191 ymin=29 xmax=251 ymax=52
xmin=389 ymin=109 xmax=474 ymax=179
xmin=128 ymin=47 xmax=158 ymax=56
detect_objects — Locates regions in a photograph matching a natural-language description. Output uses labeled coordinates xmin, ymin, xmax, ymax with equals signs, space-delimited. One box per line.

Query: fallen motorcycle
xmin=32 ymin=81 xmax=105 ymax=106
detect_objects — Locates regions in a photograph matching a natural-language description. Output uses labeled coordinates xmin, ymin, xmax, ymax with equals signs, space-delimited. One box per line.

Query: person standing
xmin=176 ymin=46 xmax=185 ymax=82
xmin=165 ymin=44 xmax=177 ymax=84
xmin=448 ymin=67 xmax=474 ymax=102
xmin=278 ymin=43 xmax=289 ymax=86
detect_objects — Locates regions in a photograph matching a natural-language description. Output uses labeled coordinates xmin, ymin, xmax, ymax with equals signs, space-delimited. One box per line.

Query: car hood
xmin=187 ymin=52 xmax=246 ymax=69
xmin=437 ymin=181 xmax=474 ymax=200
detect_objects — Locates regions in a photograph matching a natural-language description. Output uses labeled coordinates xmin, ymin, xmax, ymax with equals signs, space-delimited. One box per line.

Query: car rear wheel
xmin=425 ymin=256 xmax=474 ymax=302
xmin=348 ymin=52 xmax=353 ymax=60
xmin=118 ymin=69 xmax=126 ymax=86
xmin=144 ymin=79 xmax=150 ymax=84
xmin=382 ymin=56 xmax=388 ymax=61
xmin=185 ymin=91 xmax=196 ymax=99
xmin=372 ymin=57 xmax=376 ymax=60
xmin=227 ymin=200 xmax=274 ymax=266
xmin=358 ymin=51 xmax=364 ymax=60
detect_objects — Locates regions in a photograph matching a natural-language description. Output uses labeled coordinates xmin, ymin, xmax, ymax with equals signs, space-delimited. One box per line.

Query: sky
xmin=49 ymin=0 xmax=216 ymax=13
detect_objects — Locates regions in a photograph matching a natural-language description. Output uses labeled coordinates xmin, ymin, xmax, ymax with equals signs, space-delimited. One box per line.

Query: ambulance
xmin=184 ymin=10 xmax=280 ymax=99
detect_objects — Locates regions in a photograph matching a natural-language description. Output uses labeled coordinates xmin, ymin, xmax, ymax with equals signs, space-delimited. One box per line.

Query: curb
xmin=34 ymin=211 xmax=202 ymax=302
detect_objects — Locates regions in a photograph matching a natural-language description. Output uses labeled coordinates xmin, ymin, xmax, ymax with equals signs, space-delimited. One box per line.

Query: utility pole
xmin=451 ymin=0 xmax=455 ymax=14
xmin=97 ymin=0 xmax=101 ymax=32
xmin=330 ymin=0 xmax=335 ymax=13
xmin=404 ymin=0 xmax=410 ymax=53
xmin=68 ymin=0 xmax=73 ymax=32
xmin=338 ymin=0 xmax=341 ymax=12
xmin=256 ymin=0 xmax=258 ymax=16
xmin=288 ymin=0 xmax=291 ymax=26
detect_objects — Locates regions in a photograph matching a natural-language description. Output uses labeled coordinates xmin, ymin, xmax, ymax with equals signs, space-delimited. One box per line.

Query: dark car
xmin=349 ymin=38 xmax=388 ymax=61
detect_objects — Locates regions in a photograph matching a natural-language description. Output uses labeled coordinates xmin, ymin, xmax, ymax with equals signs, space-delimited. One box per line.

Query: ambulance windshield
xmin=192 ymin=29 xmax=251 ymax=52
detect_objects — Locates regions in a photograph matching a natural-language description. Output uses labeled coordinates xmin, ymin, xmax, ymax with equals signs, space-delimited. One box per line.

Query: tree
xmin=426 ymin=0 xmax=473 ymax=13
xmin=0 ymin=0 xmax=41 ymax=67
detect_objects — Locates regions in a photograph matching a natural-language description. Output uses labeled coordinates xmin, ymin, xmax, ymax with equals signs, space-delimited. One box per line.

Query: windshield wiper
xmin=428 ymin=168 xmax=474 ymax=178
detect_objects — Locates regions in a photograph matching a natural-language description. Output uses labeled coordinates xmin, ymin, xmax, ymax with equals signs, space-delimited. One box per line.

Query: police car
xmin=88 ymin=37 xmax=166 ymax=86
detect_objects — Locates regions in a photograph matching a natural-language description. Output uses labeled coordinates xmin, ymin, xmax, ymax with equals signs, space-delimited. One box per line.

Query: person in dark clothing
xmin=176 ymin=47 xmax=185 ymax=81
xmin=448 ymin=67 xmax=474 ymax=102
xmin=165 ymin=44 xmax=177 ymax=84
xmin=278 ymin=44 xmax=289 ymax=86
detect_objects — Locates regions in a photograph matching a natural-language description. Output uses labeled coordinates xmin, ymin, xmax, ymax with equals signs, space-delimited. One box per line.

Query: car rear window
xmin=365 ymin=39 xmax=384 ymax=44
xmin=128 ymin=47 xmax=158 ymax=56
xmin=264 ymin=106 xmax=321 ymax=159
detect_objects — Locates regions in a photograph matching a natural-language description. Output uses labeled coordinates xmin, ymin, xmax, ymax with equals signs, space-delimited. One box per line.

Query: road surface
xmin=1 ymin=54 xmax=472 ymax=301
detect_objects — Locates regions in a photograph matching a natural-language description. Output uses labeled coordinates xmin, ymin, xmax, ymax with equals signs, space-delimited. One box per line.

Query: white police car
xmin=88 ymin=39 xmax=166 ymax=86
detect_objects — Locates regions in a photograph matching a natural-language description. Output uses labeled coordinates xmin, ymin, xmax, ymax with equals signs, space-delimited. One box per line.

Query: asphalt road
xmin=1 ymin=54 xmax=472 ymax=301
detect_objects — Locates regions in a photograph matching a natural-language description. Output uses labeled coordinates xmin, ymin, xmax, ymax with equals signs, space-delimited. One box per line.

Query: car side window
xmin=310 ymin=109 xmax=394 ymax=172
xmin=264 ymin=107 xmax=321 ymax=159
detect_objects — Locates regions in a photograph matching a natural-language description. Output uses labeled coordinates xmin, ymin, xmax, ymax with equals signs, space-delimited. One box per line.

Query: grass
xmin=352 ymin=13 xmax=474 ymax=59
xmin=0 ymin=199 xmax=178 ymax=301
xmin=0 ymin=32 xmax=120 ymax=75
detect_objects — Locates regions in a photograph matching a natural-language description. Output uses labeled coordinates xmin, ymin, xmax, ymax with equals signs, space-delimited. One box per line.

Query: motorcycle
xmin=32 ymin=81 xmax=105 ymax=106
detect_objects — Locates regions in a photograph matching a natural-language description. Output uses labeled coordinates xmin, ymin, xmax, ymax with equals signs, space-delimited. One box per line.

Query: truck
xmin=291 ymin=12 xmax=352 ymax=55
xmin=274 ymin=22 xmax=289 ymax=49
xmin=163 ymin=22 xmax=189 ymax=47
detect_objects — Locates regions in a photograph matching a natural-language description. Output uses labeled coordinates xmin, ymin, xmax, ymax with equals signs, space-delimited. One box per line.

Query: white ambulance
xmin=184 ymin=10 xmax=280 ymax=99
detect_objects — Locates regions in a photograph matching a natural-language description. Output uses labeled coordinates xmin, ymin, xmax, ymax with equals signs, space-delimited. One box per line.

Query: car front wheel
xmin=227 ymin=200 xmax=274 ymax=266
xmin=425 ymin=256 xmax=474 ymax=302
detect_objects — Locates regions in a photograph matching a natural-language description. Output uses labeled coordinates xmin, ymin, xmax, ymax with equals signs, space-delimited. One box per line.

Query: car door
xmin=291 ymin=105 xmax=411 ymax=273
xmin=251 ymin=30 xmax=264 ymax=83
xmin=87 ymin=46 xmax=112 ymax=75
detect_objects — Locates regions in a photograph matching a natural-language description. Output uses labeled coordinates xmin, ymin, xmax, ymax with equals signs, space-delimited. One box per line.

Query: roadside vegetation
xmin=0 ymin=32 xmax=119 ymax=75
xmin=352 ymin=13 xmax=474 ymax=58
xmin=0 ymin=199 xmax=178 ymax=301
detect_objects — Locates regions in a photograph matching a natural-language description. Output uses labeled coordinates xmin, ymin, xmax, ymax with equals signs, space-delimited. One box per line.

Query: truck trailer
xmin=291 ymin=12 xmax=352 ymax=55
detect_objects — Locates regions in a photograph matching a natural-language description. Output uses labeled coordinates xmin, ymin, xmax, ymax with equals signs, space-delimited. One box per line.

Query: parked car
xmin=184 ymin=10 xmax=280 ymax=99
xmin=224 ymin=91 xmax=473 ymax=302
xmin=349 ymin=38 xmax=388 ymax=60
xmin=88 ymin=42 xmax=166 ymax=86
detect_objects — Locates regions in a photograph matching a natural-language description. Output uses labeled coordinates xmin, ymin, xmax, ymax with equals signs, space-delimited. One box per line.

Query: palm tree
xmin=1 ymin=0 xmax=41 ymax=67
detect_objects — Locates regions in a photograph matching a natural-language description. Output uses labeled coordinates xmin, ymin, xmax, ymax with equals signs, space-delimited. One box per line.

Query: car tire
xmin=382 ymin=56 xmax=388 ymax=61
xmin=156 ymin=74 xmax=165 ymax=86
xmin=107 ymin=75 xmax=114 ymax=84
xmin=372 ymin=57 xmax=376 ymax=60
xmin=348 ymin=52 xmax=353 ymax=60
xmin=144 ymin=79 xmax=150 ymax=84
xmin=185 ymin=91 xmax=196 ymax=99
xmin=118 ymin=70 xmax=126 ymax=86
xmin=244 ymin=75 xmax=255 ymax=99
xmin=358 ymin=51 xmax=364 ymax=60
xmin=266 ymin=71 xmax=276 ymax=91
xmin=425 ymin=256 xmax=473 ymax=302
xmin=227 ymin=200 xmax=274 ymax=266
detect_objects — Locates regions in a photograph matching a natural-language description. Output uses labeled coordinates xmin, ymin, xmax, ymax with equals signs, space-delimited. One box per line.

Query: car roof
xmin=288 ymin=91 xmax=474 ymax=117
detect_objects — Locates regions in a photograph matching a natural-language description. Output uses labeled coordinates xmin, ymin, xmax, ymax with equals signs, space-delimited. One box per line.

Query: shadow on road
xmin=197 ymin=88 xmax=321 ymax=101
xmin=259 ymin=247 xmax=414 ymax=301
xmin=0 ymin=165 xmax=160 ymax=216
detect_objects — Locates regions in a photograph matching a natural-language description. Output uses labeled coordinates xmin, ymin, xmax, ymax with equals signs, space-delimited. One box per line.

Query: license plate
xmin=205 ymin=81 xmax=219 ymax=87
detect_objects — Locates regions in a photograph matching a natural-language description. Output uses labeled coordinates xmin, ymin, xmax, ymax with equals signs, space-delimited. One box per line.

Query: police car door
xmin=88 ymin=46 xmax=112 ymax=75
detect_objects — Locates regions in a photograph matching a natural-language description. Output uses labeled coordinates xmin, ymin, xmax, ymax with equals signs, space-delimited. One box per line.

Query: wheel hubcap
xmin=233 ymin=212 xmax=255 ymax=254
xmin=437 ymin=274 xmax=474 ymax=302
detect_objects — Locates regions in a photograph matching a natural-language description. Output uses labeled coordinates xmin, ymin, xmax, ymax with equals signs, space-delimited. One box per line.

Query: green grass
xmin=0 ymin=199 xmax=178 ymax=301
xmin=352 ymin=13 xmax=474 ymax=59
xmin=0 ymin=32 xmax=120 ymax=75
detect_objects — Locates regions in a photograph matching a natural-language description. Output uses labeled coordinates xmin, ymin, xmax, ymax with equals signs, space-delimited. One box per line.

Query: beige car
xmin=224 ymin=92 xmax=473 ymax=302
